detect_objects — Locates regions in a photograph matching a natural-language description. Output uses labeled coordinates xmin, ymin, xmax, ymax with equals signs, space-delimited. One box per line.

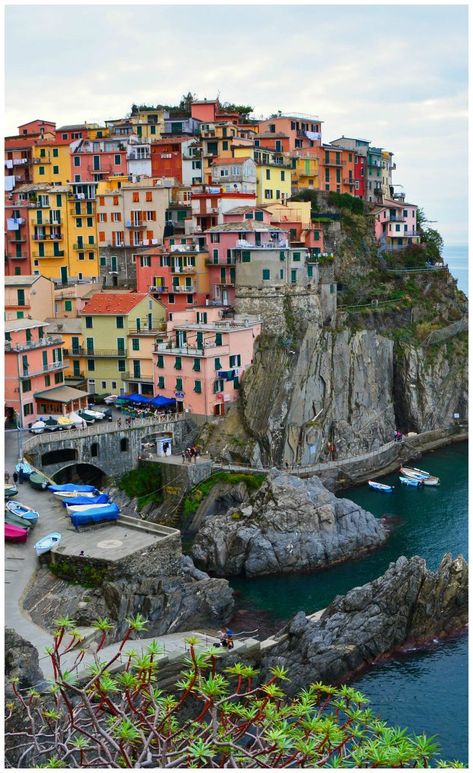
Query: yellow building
xmin=291 ymin=152 xmax=319 ymax=191
xmin=130 ymin=109 xmax=166 ymax=140
xmin=44 ymin=317 xmax=86 ymax=384
xmin=67 ymin=191 xmax=100 ymax=280
xmin=234 ymin=146 xmax=292 ymax=205
xmin=80 ymin=292 xmax=166 ymax=395
xmin=31 ymin=142 xmax=71 ymax=186
xmin=200 ymin=122 xmax=254 ymax=181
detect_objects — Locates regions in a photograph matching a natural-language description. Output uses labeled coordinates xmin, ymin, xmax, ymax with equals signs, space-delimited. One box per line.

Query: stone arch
xmin=51 ymin=462 xmax=106 ymax=488
xmin=41 ymin=447 xmax=78 ymax=467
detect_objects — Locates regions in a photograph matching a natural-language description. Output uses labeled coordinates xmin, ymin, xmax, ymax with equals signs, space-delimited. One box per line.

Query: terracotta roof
xmin=256 ymin=132 xmax=288 ymax=139
xmin=81 ymin=292 xmax=148 ymax=315
xmin=211 ymin=157 xmax=250 ymax=166
xmin=225 ymin=206 xmax=271 ymax=215
xmin=205 ymin=221 xmax=286 ymax=233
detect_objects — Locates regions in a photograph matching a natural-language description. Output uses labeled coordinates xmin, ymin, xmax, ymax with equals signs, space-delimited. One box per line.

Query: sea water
xmin=444 ymin=243 xmax=468 ymax=296
xmin=231 ymin=442 xmax=468 ymax=763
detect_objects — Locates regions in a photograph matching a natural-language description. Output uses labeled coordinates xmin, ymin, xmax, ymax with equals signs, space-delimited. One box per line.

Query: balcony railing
xmin=7 ymin=236 xmax=27 ymax=243
xmin=343 ymin=178 xmax=355 ymax=186
xmin=155 ymin=343 xmax=230 ymax=356
xmin=128 ymin=324 xmax=166 ymax=334
xmin=32 ymin=251 xmax=64 ymax=258
xmin=172 ymin=285 xmax=195 ymax=293
xmin=32 ymin=157 xmax=51 ymax=164
xmin=386 ymin=231 xmax=420 ymax=238
xmin=171 ymin=265 xmax=196 ymax=274
xmin=33 ymin=234 xmax=63 ymax=242
xmin=121 ymin=371 xmax=154 ymax=382
xmin=87 ymin=164 xmax=113 ymax=174
xmin=34 ymin=218 xmax=61 ymax=226
xmin=20 ymin=360 xmax=67 ymax=378
xmin=6 ymin=254 xmax=27 ymax=260
xmin=73 ymin=243 xmax=97 ymax=250
xmin=324 ymin=159 xmax=346 ymax=167
xmin=63 ymin=347 xmax=84 ymax=356
xmin=85 ymin=349 xmax=127 ymax=358
xmin=149 ymin=285 xmax=168 ymax=293
xmin=6 ymin=336 xmax=64 ymax=353
xmin=125 ymin=221 xmax=144 ymax=228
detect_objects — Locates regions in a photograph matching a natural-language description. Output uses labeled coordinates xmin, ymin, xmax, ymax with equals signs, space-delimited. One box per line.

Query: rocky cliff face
xmin=23 ymin=554 xmax=235 ymax=642
xmin=260 ymin=553 xmax=468 ymax=694
xmin=192 ymin=471 xmax=387 ymax=577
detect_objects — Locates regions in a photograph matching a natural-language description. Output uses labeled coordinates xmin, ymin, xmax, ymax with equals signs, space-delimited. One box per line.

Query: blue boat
xmin=6 ymin=500 xmax=39 ymax=524
xmin=61 ymin=493 xmax=109 ymax=507
xmin=70 ymin=503 xmax=120 ymax=528
xmin=34 ymin=532 xmax=62 ymax=556
xmin=15 ymin=460 xmax=33 ymax=479
xmin=48 ymin=483 xmax=97 ymax=493
xmin=399 ymin=476 xmax=424 ymax=488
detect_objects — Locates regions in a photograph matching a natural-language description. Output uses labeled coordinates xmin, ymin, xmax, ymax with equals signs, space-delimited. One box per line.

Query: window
xmin=193 ymin=358 xmax=200 ymax=372
xmin=100 ymin=255 xmax=107 ymax=267
xmin=118 ymin=360 xmax=126 ymax=372
xmin=76 ymin=218 xmax=83 ymax=228
xmin=87 ymin=359 xmax=95 ymax=371
xmin=91 ymin=443 xmax=98 ymax=457
xmin=120 ymin=438 xmax=129 ymax=452
xmin=168 ymin=293 xmax=175 ymax=304
xmin=132 ymin=338 xmax=140 ymax=351
xmin=54 ymin=372 xmax=64 ymax=384
xmin=85 ymin=316 xmax=92 ymax=328
xmin=22 ymin=379 xmax=31 ymax=393
xmin=210 ymin=233 xmax=220 ymax=243
xmin=291 ymin=269 xmax=297 ymax=284
xmin=116 ymin=316 xmax=124 ymax=328
xmin=266 ymin=169 xmax=271 ymax=180
xmin=158 ymin=376 xmax=165 ymax=389
xmin=234 ymin=377 xmax=240 ymax=389
xmin=262 ymin=269 xmax=270 ymax=280
xmin=215 ymin=332 xmax=223 ymax=346
xmin=117 ymin=337 xmax=125 ymax=354
xmin=132 ymin=191 xmax=139 ymax=202
xmin=281 ymin=171 xmax=285 ymax=181
xmin=194 ymin=380 xmax=202 ymax=393
xmin=156 ymin=354 xmax=164 ymax=368
xmin=74 ymin=156 xmax=80 ymax=167
xmin=39 ymin=166 xmax=45 ymax=176
xmin=229 ymin=354 xmax=241 ymax=367
xmin=174 ymin=356 xmax=182 ymax=370
xmin=17 ymin=289 xmax=25 ymax=306
xmin=65 ymin=300 xmax=73 ymax=312
xmin=215 ymin=357 xmax=222 ymax=370
xmin=241 ymin=250 xmax=251 ymax=263
xmin=53 ymin=165 xmax=59 ymax=175
xmin=146 ymin=191 xmax=153 ymax=202
xmin=176 ymin=377 xmax=183 ymax=391
xmin=45 ymin=375 xmax=51 ymax=386
xmin=264 ymin=189 xmax=273 ymax=199
xmin=23 ymin=403 xmax=34 ymax=417
xmin=114 ymin=154 xmax=121 ymax=165
xmin=213 ymin=378 xmax=224 ymax=393
xmin=292 ymin=251 xmax=301 ymax=262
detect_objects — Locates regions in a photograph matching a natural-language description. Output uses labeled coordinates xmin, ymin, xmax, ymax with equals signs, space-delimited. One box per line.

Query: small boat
xmin=29 ymin=472 xmax=49 ymax=491
xmin=57 ymin=416 xmax=75 ymax=430
xmin=4 ymin=484 xmax=18 ymax=499
xmin=400 ymin=466 xmax=439 ymax=486
xmin=68 ymin=412 xmax=85 ymax=428
xmin=84 ymin=409 xmax=105 ymax=421
xmin=30 ymin=420 xmax=46 ymax=434
xmin=34 ymin=532 xmax=62 ymax=556
xmin=48 ymin=483 xmax=98 ymax=493
xmin=5 ymin=523 xmax=28 ymax=543
xmin=44 ymin=417 xmax=59 ymax=432
xmin=368 ymin=481 xmax=394 ymax=492
xmin=15 ymin=460 xmax=33 ymax=479
xmin=5 ymin=511 xmax=33 ymax=531
xmin=61 ymin=493 xmax=109 ymax=507
xmin=70 ymin=504 xmax=119 ymax=528
xmin=104 ymin=394 xmax=118 ymax=404
xmin=6 ymin=501 xmax=39 ymax=524
xmin=66 ymin=502 xmax=114 ymax=515
xmin=54 ymin=490 xmax=99 ymax=500
xmin=399 ymin=476 xmax=424 ymax=488
xmin=78 ymin=410 xmax=95 ymax=425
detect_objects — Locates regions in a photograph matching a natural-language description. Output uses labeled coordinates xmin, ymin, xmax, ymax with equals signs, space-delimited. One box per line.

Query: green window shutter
xmin=65 ymin=300 xmax=73 ymax=311
xmin=280 ymin=251 xmax=286 ymax=261
xmin=293 ymin=252 xmax=301 ymax=261
xmin=86 ymin=337 xmax=94 ymax=354
xmin=75 ymin=202 xmax=81 ymax=215
xmin=42 ymin=351 xmax=48 ymax=369
xmin=132 ymin=338 xmax=140 ymax=351
xmin=71 ymin=337 xmax=79 ymax=353
xmin=17 ymin=289 xmax=25 ymax=306
xmin=40 ymin=148 xmax=45 ymax=157
xmin=118 ymin=359 xmax=126 ymax=372
xmin=307 ymin=265 xmax=313 ymax=278
xmin=280 ymin=269 xmax=284 ymax=279
xmin=215 ymin=332 xmax=222 ymax=346
xmin=215 ymin=357 xmax=222 ymax=370
xmin=53 ymin=148 xmax=59 ymax=157
xmin=158 ymin=376 xmax=165 ymax=389
xmin=116 ymin=316 xmax=124 ymax=328
xmin=262 ymin=269 xmax=270 ymax=280
xmin=36 ymin=211 xmax=42 ymax=225
xmin=291 ymin=269 xmax=297 ymax=284
xmin=245 ymin=212 xmax=253 ymax=219
xmin=174 ymin=356 xmax=182 ymax=370
xmin=53 ymin=166 xmax=59 ymax=175
xmin=193 ymin=358 xmax=201 ymax=372
xmin=176 ymin=377 xmax=183 ymax=391
xmin=86 ymin=202 xmax=93 ymax=214
xmin=73 ymin=361 xmax=81 ymax=376
xmin=87 ymin=217 xmax=93 ymax=227
xmin=255 ymin=211 xmax=263 ymax=221
xmin=194 ymin=380 xmax=202 ymax=393
xmin=39 ymin=167 xmax=45 ymax=175
xmin=157 ymin=354 xmax=164 ymax=368
xmin=233 ymin=377 xmax=240 ymax=389
xmin=314 ymin=230 xmax=320 ymax=240
xmin=85 ymin=316 xmax=92 ymax=328
xmin=117 ymin=338 xmax=125 ymax=354
xmin=242 ymin=250 xmax=251 ymax=262
xmin=220 ymin=267 xmax=226 ymax=282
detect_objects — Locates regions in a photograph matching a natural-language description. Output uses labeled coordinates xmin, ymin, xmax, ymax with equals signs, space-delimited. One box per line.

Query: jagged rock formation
xmin=191 ymin=471 xmax=386 ymax=577
xmin=260 ymin=553 xmax=468 ymax=694
xmin=23 ymin=554 xmax=235 ymax=642
xmin=5 ymin=629 xmax=45 ymax=698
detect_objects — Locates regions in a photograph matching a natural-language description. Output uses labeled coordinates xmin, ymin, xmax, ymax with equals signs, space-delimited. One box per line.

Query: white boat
xmin=368 ymin=480 xmax=394 ymax=492
xmin=85 ymin=409 xmax=105 ymax=420
xmin=54 ymin=490 xmax=98 ymax=500
xmin=400 ymin=466 xmax=439 ymax=486
xmin=30 ymin=420 xmax=46 ymax=434
xmin=4 ymin=483 xmax=18 ymax=499
xmin=68 ymin=412 xmax=85 ymax=428
xmin=104 ymin=394 xmax=118 ymax=404
xmin=66 ymin=502 xmax=111 ymax=515
xmin=399 ymin=475 xmax=424 ymax=488
xmin=34 ymin=532 xmax=61 ymax=556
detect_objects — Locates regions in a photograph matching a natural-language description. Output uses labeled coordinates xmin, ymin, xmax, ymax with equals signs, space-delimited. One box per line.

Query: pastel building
xmin=129 ymin=108 xmax=166 ymax=140
xmin=265 ymin=202 xmax=325 ymax=254
xmin=31 ymin=141 xmax=71 ymax=186
xmin=330 ymin=136 xmax=370 ymax=199
xmin=5 ymin=274 xmax=55 ymax=321
xmin=210 ymin=157 xmax=257 ymax=194
xmin=4 ymin=196 xmax=31 ymax=275
xmin=290 ymin=151 xmax=319 ymax=191
xmin=136 ymin=237 xmax=210 ymax=311
xmin=153 ymin=307 xmax=261 ymax=417
xmin=257 ymin=114 xmax=322 ymax=151
xmin=233 ymin=146 xmax=292 ymax=205
xmin=182 ymin=141 xmax=203 ymax=187
xmin=71 ymin=138 xmax=128 ymax=183
xmin=317 ymin=144 xmax=357 ymax=195
xmin=373 ymin=200 xmax=420 ymax=252
xmin=5 ymin=318 xmax=67 ymax=427
xmin=53 ymin=281 xmax=102 ymax=318
xmin=190 ymin=187 xmax=257 ymax=233
xmin=365 ymin=146 xmax=394 ymax=203
xmin=80 ymin=292 xmax=166 ymax=395
xmin=44 ymin=317 xmax=86 ymax=386
xmin=126 ymin=139 xmax=152 ymax=178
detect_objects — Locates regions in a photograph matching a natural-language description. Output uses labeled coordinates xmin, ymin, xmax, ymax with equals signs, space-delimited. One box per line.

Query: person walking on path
xmin=5 ymin=472 xmax=10 ymax=484
xmin=182 ymin=451 xmax=186 ymax=464
xmin=12 ymin=472 xmax=18 ymax=486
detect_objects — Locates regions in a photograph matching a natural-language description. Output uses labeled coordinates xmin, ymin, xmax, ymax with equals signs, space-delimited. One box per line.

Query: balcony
xmin=324 ymin=159 xmax=346 ymax=167
xmin=125 ymin=221 xmax=144 ymax=228
xmin=343 ymin=178 xmax=355 ymax=186
xmin=32 ymin=157 xmax=51 ymax=164
xmin=206 ymin=255 xmax=237 ymax=266
xmin=33 ymin=234 xmax=63 ymax=242
xmin=122 ymin=372 xmax=154 ymax=382
xmin=128 ymin=324 xmax=166 ymax=335
xmin=149 ymin=285 xmax=168 ymax=293
xmin=155 ymin=343 xmax=230 ymax=356
xmin=5 ymin=336 xmax=64 ymax=353
xmin=7 ymin=236 xmax=26 ymax=243
xmin=6 ymin=253 xmax=27 ymax=260
xmin=32 ymin=251 xmax=64 ymax=258
xmin=85 ymin=349 xmax=127 ymax=358
xmin=20 ymin=360 xmax=67 ymax=378
xmin=171 ymin=265 xmax=196 ymax=274
xmin=73 ymin=243 xmax=97 ymax=250
xmin=387 ymin=216 xmax=405 ymax=223
xmin=172 ymin=285 xmax=195 ymax=293
xmin=34 ymin=217 xmax=61 ymax=226
xmin=387 ymin=231 xmax=420 ymax=239
xmin=87 ymin=164 xmax=113 ymax=174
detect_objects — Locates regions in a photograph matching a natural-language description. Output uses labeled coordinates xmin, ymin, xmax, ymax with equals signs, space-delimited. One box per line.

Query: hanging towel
xmin=4 ymin=176 xmax=16 ymax=192
xmin=7 ymin=218 xmax=19 ymax=230
xmin=5 ymin=159 xmax=13 ymax=169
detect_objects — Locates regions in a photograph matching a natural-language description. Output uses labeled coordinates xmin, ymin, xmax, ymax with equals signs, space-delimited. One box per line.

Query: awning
xmin=34 ymin=385 xmax=89 ymax=403
xmin=150 ymin=396 xmax=176 ymax=407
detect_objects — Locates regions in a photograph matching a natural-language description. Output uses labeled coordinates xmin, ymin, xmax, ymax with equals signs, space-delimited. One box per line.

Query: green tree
xmin=5 ymin=616 xmax=465 ymax=768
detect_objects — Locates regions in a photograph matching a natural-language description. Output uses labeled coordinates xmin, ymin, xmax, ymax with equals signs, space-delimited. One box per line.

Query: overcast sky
xmin=5 ymin=4 xmax=468 ymax=245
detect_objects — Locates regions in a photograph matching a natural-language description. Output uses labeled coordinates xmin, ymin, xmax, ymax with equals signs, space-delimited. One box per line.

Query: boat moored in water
xmin=400 ymin=466 xmax=440 ymax=486
xmin=368 ymin=481 xmax=394 ymax=492
xmin=399 ymin=475 xmax=424 ymax=487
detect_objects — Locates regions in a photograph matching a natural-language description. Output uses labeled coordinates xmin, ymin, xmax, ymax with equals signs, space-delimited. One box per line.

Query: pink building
xmin=203 ymin=212 xmax=288 ymax=305
xmin=5 ymin=319 xmax=68 ymax=427
xmin=153 ymin=307 xmax=261 ymax=417
xmin=190 ymin=188 xmax=257 ymax=233
xmin=373 ymin=199 xmax=419 ymax=252
xmin=71 ymin=138 xmax=127 ymax=182
xmin=257 ymin=115 xmax=322 ymax=151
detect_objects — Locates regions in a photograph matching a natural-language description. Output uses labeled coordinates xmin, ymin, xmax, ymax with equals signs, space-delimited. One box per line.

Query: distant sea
xmin=443 ymin=244 xmax=468 ymax=296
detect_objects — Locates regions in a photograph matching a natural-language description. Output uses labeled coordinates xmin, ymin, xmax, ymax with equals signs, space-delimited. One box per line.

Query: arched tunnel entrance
xmin=51 ymin=463 xmax=106 ymax=489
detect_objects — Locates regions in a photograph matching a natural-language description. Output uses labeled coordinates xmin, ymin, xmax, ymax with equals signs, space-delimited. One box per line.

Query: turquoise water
xmin=231 ymin=442 xmax=468 ymax=762
xmin=444 ymin=243 xmax=468 ymax=296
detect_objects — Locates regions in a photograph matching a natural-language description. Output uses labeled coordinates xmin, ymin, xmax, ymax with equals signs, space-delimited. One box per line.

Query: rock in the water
xmin=192 ymin=471 xmax=386 ymax=577
xmin=261 ymin=553 xmax=468 ymax=694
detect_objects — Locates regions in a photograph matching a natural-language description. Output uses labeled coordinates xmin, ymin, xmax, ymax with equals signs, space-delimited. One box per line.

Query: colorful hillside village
xmin=5 ymin=98 xmax=423 ymax=426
